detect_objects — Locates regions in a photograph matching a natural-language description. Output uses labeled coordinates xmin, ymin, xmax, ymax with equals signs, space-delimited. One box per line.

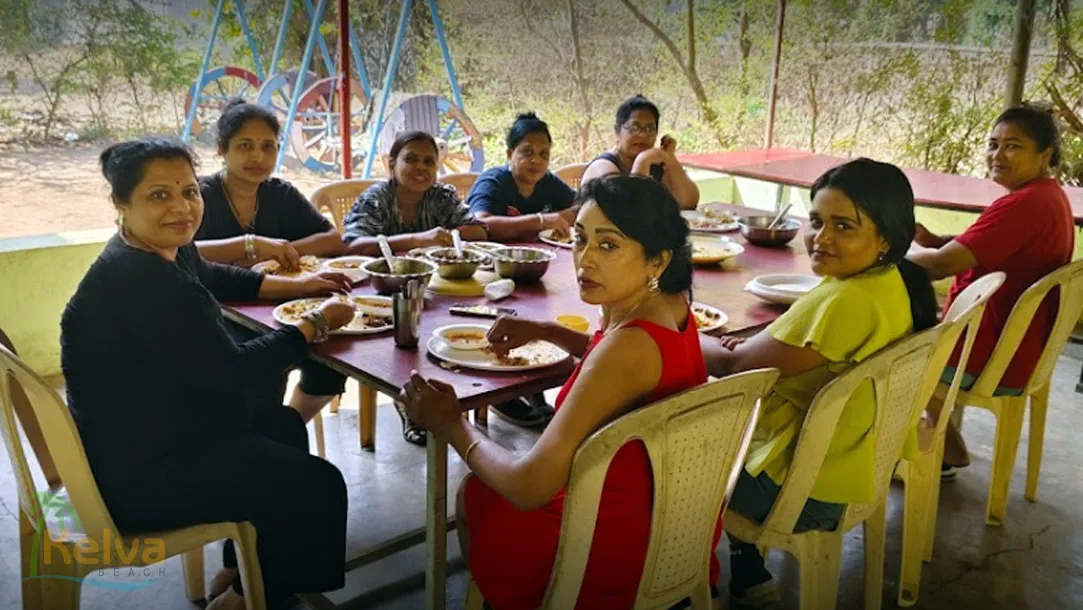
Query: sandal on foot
xmin=394 ymin=401 xmax=427 ymax=446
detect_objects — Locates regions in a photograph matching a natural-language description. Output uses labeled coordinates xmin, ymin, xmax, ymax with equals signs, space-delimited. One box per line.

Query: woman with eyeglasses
xmin=580 ymin=94 xmax=700 ymax=209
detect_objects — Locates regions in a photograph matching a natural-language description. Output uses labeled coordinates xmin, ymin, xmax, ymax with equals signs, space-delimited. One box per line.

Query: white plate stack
xmin=745 ymin=273 xmax=822 ymax=305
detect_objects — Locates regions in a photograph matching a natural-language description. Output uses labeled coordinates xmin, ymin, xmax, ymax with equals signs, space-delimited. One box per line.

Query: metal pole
xmin=426 ymin=0 xmax=464 ymax=110
xmin=348 ymin=24 xmax=372 ymax=97
xmin=268 ymin=0 xmax=293 ymax=76
xmin=763 ymin=0 xmax=786 ymax=149
xmin=275 ymin=0 xmax=331 ymax=174
xmin=233 ymin=0 xmax=266 ymax=81
xmin=1005 ymin=0 xmax=1036 ymax=109
xmin=338 ymin=0 xmax=352 ymax=179
xmin=182 ymin=0 xmax=227 ymax=142
xmin=362 ymin=0 xmax=413 ymax=178
xmin=303 ymin=0 xmax=338 ymax=76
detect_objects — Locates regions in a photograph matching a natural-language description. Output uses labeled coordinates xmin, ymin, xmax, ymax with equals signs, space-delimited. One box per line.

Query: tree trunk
xmin=567 ymin=0 xmax=593 ymax=159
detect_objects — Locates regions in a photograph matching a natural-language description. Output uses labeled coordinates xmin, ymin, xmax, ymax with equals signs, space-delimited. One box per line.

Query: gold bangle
xmin=462 ymin=439 xmax=482 ymax=466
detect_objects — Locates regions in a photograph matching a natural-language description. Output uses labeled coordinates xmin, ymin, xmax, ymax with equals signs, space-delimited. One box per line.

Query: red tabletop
xmin=222 ymin=204 xmax=811 ymax=410
xmin=681 ymin=148 xmax=1083 ymax=226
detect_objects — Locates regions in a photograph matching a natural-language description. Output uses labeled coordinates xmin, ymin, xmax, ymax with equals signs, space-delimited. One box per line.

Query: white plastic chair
xmin=894 ymin=272 xmax=1006 ymax=606
xmin=0 ymin=338 xmax=266 ymax=610
xmin=465 ymin=368 xmax=780 ymax=610
xmin=942 ymin=259 xmax=1083 ymax=526
xmin=554 ymin=163 xmax=589 ymax=191
xmin=724 ymin=326 xmax=943 ymax=610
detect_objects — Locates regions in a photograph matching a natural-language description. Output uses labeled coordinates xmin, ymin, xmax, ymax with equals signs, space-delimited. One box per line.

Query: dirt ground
xmin=0 ymin=143 xmax=334 ymax=240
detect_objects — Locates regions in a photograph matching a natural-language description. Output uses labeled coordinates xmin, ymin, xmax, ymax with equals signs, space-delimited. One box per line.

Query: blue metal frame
xmin=362 ymin=0 xmax=413 ymax=178
xmin=233 ymin=0 xmax=266 ymax=81
xmin=275 ymin=0 xmax=331 ymax=173
xmin=302 ymin=0 xmax=336 ymax=75
xmin=182 ymin=0 xmax=227 ymax=142
xmin=267 ymin=0 xmax=293 ymax=76
xmin=426 ymin=0 xmax=465 ymax=110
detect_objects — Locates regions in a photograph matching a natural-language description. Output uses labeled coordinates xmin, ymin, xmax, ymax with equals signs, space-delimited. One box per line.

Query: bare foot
xmin=206 ymin=568 xmax=238 ymax=602
xmin=205 ymin=586 xmax=246 ymax=610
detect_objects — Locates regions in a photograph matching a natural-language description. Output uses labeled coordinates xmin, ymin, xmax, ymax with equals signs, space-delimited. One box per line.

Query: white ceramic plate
xmin=432 ymin=324 xmax=490 ymax=351
xmin=538 ymin=229 xmax=574 ymax=249
xmin=253 ymin=255 xmax=323 ymax=278
xmin=427 ymin=336 xmax=570 ymax=372
xmin=691 ymin=235 xmax=744 ymax=265
xmin=321 ymin=256 xmax=375 ymax=283
xmin=691 ymin=302 xmax=728 ymax=333
xmin=272 ymin=295 xmax=393 ymax=335
xmin=682 ymin=209 xmax=740 ymax=233
xmin=745 ymin=273 xmax=821 ymax=305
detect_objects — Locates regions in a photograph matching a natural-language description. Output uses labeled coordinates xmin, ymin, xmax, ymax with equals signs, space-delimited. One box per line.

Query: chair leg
xmin=19 ymin=512 xmax=44 ymax=610
xmin=689 ymin=581 xmax=713 ymax=610
xmin=181 ymin=548 xmax=206 ymax=601
xmin=473 ymin=407 xmax=488 ymax=426
xmin=1025 ymin=384 xmax=1050 ymax=502
xmin=329 ymin=393 xmax=341 ymax=414
xmin=37 ymin=554 xmax=83 ymax=610
xmin=233 ymin=523 xmax=267 ymax=610
xmin=797 ymin=532 xmax=842 ymax=610
xmin=863 ymin=503 xmax=886 ymax=610
xmin=360 ymin=384 xmax=377 ymax=451
xmin=899 ymin=464 xmax=928 ymax=607
xmin=313 ymin=410 xmax=326 ymax=459
xmin=923 ymin=456 xmax=943 ymax=563
xmin=464 ymin=578 xmax=484 ymax=610
xmin=986 ymin=399 xmax=1025 ymax=526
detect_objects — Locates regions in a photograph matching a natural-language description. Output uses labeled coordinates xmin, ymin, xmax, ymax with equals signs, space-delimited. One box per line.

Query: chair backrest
xmin=753 ymin=327 xmax=941 ymax=537
xmin=971 ymin=259 xmax=1083 ymax=396
xmin=554 ymin=163 xmax=589 ymax=191
xmin=928 ymin=272 xmax=1006 ymax=444
xmin=0 ymin=342 xmax=119 ymax=540
xmin=439 ymin=172 xmax=480 ymax=198
xmin=310 ymin=178 xmax=380 ymax=233
xmin=542 ymin=368 xmax=780 ymax=610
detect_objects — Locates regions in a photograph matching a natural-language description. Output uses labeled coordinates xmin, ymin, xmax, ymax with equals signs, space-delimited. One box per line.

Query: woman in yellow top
xmin=702 ymin=158 xmax=937 ymax=606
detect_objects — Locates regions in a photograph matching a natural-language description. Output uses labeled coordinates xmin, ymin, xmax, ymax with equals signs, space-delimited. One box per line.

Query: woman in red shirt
xmin=909 ymin=103 xmax=1074 ymax=473
xmin=400 ymin=176 xmax=721 ymax=609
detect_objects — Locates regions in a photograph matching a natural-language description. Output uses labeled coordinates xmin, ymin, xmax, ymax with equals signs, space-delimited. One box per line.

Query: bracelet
xmin=536 ymin=212 xmax=545 ymax=230
xmin=244 ymin=234 xmax=258 ymax=260
xmin=463 ymin=439 xmax=482 ymax=466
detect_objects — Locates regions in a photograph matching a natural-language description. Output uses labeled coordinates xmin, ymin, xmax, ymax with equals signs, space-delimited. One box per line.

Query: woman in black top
xmin=196 ymin=99 xmax=348 ymax=423
xmin=580 ymin=95 xmax=700 ymax=209
xmin=62 ymin=138 xmax=354 ymax=610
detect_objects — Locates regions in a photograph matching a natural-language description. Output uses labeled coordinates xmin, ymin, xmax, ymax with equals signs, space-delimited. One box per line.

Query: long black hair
xmin=100 ymin=138 xmax=198 ymax=204
xmin=810 ymin=158 xmax=938 ymax=331
xmin=576 ymin=175 xmax=692 ymax=295
xmin=215 ymin=97 xmax=281 ymax=152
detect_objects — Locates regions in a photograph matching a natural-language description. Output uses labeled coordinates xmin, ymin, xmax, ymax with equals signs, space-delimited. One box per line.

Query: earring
xmin=115 ymin=212 xmax=125 ymax=230
xmin=647 ymin=275 xmax=661 ymax=293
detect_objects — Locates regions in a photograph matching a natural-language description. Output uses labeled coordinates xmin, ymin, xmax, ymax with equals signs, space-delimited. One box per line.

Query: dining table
xmin=220 ymin=203 xmax=813 ymax=610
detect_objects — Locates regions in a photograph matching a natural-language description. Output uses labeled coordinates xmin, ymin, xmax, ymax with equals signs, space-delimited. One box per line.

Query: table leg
xmin=360 ymin=383 xmax=377 ymax=451
xmin=426 ymin=432 xmax=448 ymax=610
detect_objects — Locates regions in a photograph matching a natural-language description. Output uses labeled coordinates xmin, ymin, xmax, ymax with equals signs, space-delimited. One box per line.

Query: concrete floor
xmin=1 ymin=345 xmax=1081 ymax=610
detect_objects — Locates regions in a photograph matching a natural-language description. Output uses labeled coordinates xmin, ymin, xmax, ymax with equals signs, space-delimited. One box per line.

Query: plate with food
xmin=691 ymin=235 xmax=744 ymax=265
xmin=431 ymin=324 xmax=490 ymax=351
xmin=538 ymin=229 xmax=574 ymax=249
xmin=427 ymin=335 xmax=570 ymax=372
xmin=464 ymin=241 xmax=505 ymax=253
xmin=682 ymin=206 xmax=740 ymax=233
xmin=272 ymin=295 xmax=394 ymax=335
xmin=253 ymin=255 xmax=323 ymax=278
xmin=745 ymin=273 xmax=821 ymax=305
xmin=321 ymin=256 xmax=375 ymax=283
xmin=691 ymin=302 xmax=728 ymax=333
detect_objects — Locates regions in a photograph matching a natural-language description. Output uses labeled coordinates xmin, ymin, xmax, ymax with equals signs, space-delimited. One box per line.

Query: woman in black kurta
xmin=63 ymin=138 xmax=355 ymax=610
xmin=195 ymin=99 xmax=348 ymax=423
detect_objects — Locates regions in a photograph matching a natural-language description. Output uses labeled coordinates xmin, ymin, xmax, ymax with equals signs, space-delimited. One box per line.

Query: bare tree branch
xmin=519 ymin=0 xmax=570 ymax=71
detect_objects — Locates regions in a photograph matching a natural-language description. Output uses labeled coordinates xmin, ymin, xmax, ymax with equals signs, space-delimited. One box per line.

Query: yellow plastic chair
xmin=894 ymin=272 xmax=1006 ymax=606
xmin=941 ymin=259 xmax=1083 ymax=527
xmin=465 ymin=368 xmax=780 ymax=610
xmin=0 ymin=339 xmax=266 ymax=609
xmin=724 ymin=326 xmax=943 ymax=610
xmin=554 ymin=163 xmax=589 ymax=191
xmin=308 ymin=178 xmax=383 ymax=451
xmin=439 ymin=172 xmax=480 ymax=197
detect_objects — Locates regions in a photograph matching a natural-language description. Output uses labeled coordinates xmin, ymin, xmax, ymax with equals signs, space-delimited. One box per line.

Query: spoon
xmin=451 ymin=229 xmax=465 ymax=259
xmin=377 ymin=234 xmax=396 ymax=273
xmin=768 ymin=203 xmax=793 ymax=230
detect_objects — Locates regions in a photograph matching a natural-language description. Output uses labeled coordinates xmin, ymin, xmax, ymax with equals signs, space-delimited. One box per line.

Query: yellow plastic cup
xmin=556 ymin=314 xmax=590 ymax=333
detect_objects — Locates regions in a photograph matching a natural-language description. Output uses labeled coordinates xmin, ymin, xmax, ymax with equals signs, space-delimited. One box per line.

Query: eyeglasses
xmin=621 ymin=122 xmax=658 ymax=137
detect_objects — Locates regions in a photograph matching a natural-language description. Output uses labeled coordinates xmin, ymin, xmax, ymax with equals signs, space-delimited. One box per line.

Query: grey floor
xmin=2 ymin=345 xmax=1082 ymax=610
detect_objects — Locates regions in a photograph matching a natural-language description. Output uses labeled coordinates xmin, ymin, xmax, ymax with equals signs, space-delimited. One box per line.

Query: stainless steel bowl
xmin=427 ymin=247 xmax=485 ymax=280
xmin=738 ymin=215 xmax=802 ymax=247
xmin=362 ymin=257 xmax=436 ymax=294
xmin=490 ymin=246 xmax=556 ymax=282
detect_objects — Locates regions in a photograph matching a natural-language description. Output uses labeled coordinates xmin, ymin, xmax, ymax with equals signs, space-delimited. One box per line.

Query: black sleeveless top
xmin=588 ymin=151 xmax=664 ymax=182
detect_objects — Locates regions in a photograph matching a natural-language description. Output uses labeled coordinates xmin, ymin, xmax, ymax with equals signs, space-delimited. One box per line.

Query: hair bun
xmin=223 ymin=97 xmax=248 ymax=112
xmin=515 ymin=111 xmax=539 ymax=122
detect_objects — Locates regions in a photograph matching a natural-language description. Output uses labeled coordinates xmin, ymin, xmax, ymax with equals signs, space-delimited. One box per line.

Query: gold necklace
xmin=221 ymin=171 xmax=260 ymax=231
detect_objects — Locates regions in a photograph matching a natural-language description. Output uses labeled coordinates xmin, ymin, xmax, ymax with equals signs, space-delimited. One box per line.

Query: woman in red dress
xmin=401 ymin=175 xmax=722 ymax=609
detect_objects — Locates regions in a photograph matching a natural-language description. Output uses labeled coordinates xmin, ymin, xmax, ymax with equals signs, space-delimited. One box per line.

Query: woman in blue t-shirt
xmin=466 ymin=112 xmax=577 ymax=243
